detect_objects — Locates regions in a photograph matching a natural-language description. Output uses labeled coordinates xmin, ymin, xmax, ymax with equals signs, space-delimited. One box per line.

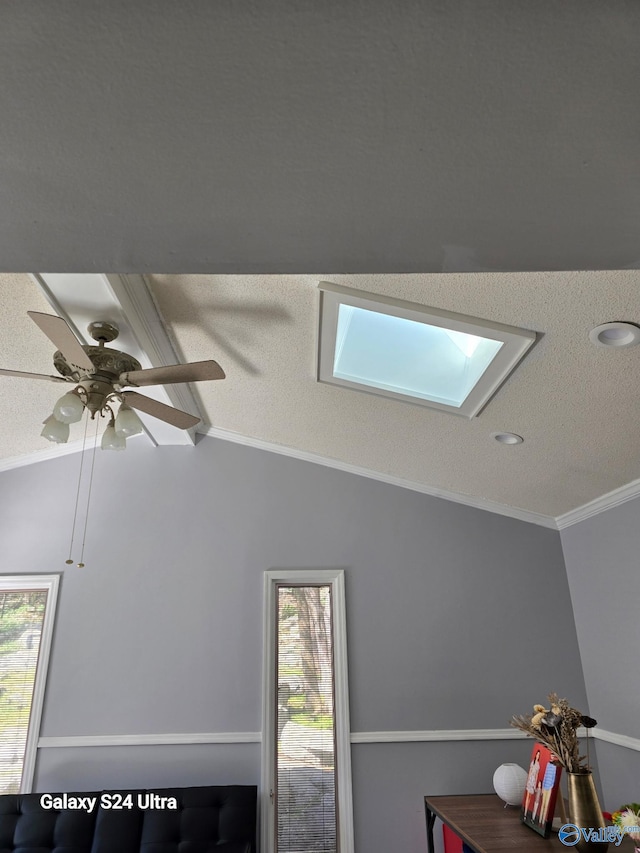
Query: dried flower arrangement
xmin=509 ymin=693 xmax=597 ymax=773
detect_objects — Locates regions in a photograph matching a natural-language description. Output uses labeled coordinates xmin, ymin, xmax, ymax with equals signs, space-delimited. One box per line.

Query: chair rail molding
xmin=38 ymin=727 xmax=640 ymax=751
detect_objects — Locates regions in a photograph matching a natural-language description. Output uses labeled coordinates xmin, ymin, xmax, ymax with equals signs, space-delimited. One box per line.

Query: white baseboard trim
xmin=37 ymin=727 xmax=640 ymax=751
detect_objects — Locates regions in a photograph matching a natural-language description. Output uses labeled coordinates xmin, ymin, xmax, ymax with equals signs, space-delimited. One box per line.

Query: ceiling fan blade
xmin=0 ymin=368 xmax=70 ymax=383
xmin=27 ymin=311 xmax=94 ymax=372
xmin=119 ymin=359 xmax=225 ymax=387
xmin=122 ymin=391 xmax=200 ymax=429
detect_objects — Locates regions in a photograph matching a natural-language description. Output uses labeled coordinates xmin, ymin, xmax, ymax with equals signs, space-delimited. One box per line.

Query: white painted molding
xmin=199 ymin=426 xmax=558 ymax=529
xmin=260 ymin=569 xmax=355 ymax=853
xmin=1 ymin=574 xmax=60 ymax=794
xmin=3 ymin=420 xmax=639 ymax=531
xmin=0 ymin=440 xmax=87 ymax=473
xmin=37 ymin=727 xmax=640 ymax=752
xmin=350 ymin=728 xmax=529 ymax=743
xmin=555 ymin=477 xmax=640 ymax=529
xmin=105 ymin=274 xmax=202 ymax=431
xmin=591 ymin=728 xmax=640 ymax=752
xmin=0 ymin=433 xmax=148 ymax=474
xmin=38 ymin=732 xmax=261 ymax=748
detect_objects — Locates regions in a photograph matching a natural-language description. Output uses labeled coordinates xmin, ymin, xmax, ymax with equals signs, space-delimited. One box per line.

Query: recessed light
xmin=492 ymin=432 xmax=524 ymax=445
xmin=589 ymin=322 xmax=640 ymax=348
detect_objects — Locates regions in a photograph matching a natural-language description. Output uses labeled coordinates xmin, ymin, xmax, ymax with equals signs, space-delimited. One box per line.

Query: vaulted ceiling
xmin=1 ymin=3 xmax=639 ymax=526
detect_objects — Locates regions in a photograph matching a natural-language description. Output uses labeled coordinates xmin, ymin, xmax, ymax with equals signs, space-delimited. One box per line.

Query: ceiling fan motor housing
xmin=53 ymin=346 xmax=143 ymax=416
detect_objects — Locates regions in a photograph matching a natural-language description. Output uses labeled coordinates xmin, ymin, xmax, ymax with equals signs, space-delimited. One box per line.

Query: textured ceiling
xmin=0 ymin=2 xmax=639 ymax=273
xmin=147 ymin=270 xmax=640 ymax=519
xmin=1 ymin=270 xmax=639 ymax=519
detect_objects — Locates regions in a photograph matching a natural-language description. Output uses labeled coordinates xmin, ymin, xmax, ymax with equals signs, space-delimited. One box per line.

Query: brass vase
xmin=567 ymin=771 xmax=608 ymax=852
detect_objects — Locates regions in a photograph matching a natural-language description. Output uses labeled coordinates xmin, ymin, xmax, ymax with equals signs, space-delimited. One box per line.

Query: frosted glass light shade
xmin=101 ymin=423 xmax=126 ymax=451
xmin=53 ymin=390 xmax=85 ymax=424
xmin=115 ymin=403 xmax=144 ymax=437
xmin=493 ymin=763 xmax=528 ymax=805
xmin=41 ymin=415 xmax=70 ymax=444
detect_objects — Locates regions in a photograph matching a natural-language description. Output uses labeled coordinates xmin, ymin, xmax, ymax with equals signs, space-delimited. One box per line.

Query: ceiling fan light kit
xmin=114 ymin=403 xmax=144 ymax=438
xmin=41 ymin=414 xmax=70 ymax=444
xmin=101 ymin=420 xmax=126 ymax=451
xmin=52 ymin=389 xmax=85 ymax=424
xmin=0 ymin=310 xmax=226 ymax=450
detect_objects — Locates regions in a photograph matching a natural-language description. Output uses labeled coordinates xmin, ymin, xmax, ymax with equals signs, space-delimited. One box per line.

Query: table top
xmin=425 ymin=794 xmax=632 ymax=852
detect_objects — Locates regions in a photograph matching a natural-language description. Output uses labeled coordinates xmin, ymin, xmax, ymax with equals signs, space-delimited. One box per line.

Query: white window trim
xmin=317 ymin=281 xmax=537 ymax=418
xmin=261 ymin=569 xmax=354 ymax=853
xmin=0 ymin=573 xmax=59 ymax=793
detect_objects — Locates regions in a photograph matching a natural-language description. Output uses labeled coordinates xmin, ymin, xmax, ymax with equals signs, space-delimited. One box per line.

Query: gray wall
xmin=560 ymin=497 xmax=640 ymax=812
xmin=0 ymin=437 xmax=585 ymax=852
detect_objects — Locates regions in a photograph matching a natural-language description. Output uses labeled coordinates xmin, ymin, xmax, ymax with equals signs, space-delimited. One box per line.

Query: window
xmin=0 ymin=575 xmax=59 ymax=794
xmin=261 ymin=570 xmax=354 ymax=853
xmin=317 ymin=282 xmax=536 ymax=417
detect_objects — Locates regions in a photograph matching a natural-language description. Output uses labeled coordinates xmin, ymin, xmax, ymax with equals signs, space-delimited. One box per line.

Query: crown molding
xmin=198 ymin=425 xmax=558 ymax=528
xmin=555 ymin=476 xmax=640 ymax=529
xmin=0 ymin=440 xmax=87 ymax=473
xmin=3 ymin=418 xmax=638 ymax=532
xmin=0 ymin=433 xmax=150 ymax=474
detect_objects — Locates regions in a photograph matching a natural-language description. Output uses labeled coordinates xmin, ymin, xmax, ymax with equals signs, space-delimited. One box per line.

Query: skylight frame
xmin=317 ymin=282 xmax=537 ymax=418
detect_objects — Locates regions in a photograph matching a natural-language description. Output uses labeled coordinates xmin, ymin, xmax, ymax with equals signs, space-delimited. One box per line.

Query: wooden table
xmin=424 ymin=793 xmax=630 ymax=853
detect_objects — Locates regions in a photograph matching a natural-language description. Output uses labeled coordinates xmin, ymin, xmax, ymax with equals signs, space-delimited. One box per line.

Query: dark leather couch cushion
xmin=0 ymin=792 xmax=97 ymax=853
xmin=0 ymin=786 xmax=257 ymax=853
xmin=92 ymin=786 xmax=257 ymax=853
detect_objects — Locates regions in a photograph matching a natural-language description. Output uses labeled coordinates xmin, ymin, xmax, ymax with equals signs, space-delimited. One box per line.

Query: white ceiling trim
xmin=555 ymin=476 xmax=640 ymax=529
xmin=0 ymin=439 xmax=92 ymax=471
xmin=198 ymin=424 xmax=558 ymax=529
xmin=0 ymin=434 xmax=148 ymax=474
xmin=2 ymin=420 xmax=639 ymax=530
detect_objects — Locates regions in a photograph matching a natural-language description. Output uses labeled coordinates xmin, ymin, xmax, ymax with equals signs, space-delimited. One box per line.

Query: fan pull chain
xmin=76 ymin=415 xmax=101 ymax=568
xmin=65 ymin=409 xmax=91 ymax=565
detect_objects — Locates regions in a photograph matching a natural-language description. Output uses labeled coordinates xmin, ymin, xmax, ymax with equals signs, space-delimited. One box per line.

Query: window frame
xmin=261 ymin=569 xmax=354 ymax=853
xmin=0 ymin=574 xmax=60 ymax=793
xmin=317 ymin=281 xmax=537 ymax=418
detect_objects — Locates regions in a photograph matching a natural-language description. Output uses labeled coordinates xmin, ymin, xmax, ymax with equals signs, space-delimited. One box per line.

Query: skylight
xmin=317 ymin=283 xmax=536 ymax=417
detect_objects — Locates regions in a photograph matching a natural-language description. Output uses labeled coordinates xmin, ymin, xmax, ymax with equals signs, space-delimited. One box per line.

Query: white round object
xmin=492 ymin=763 xmax=528 ymax=806
xmin=589 ymin=322 xmax=640 ymax=348
xmin=491 ymin=432 xmax=524 ymax=445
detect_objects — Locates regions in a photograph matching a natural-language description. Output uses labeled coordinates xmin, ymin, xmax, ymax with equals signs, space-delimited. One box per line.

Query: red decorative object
xmin=522 ymin=743 xmax=563 ymax=838
xmin=443 ymin=823 xmax=464 ymax=853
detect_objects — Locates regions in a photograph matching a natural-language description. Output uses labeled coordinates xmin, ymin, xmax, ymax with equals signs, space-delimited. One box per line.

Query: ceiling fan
xmin=0 ymin=311 xmax=225 ymax=448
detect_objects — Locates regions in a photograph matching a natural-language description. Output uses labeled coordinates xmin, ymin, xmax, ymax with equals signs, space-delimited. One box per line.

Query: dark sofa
xmin=0 ymin=785 xmax=257 ymax=853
